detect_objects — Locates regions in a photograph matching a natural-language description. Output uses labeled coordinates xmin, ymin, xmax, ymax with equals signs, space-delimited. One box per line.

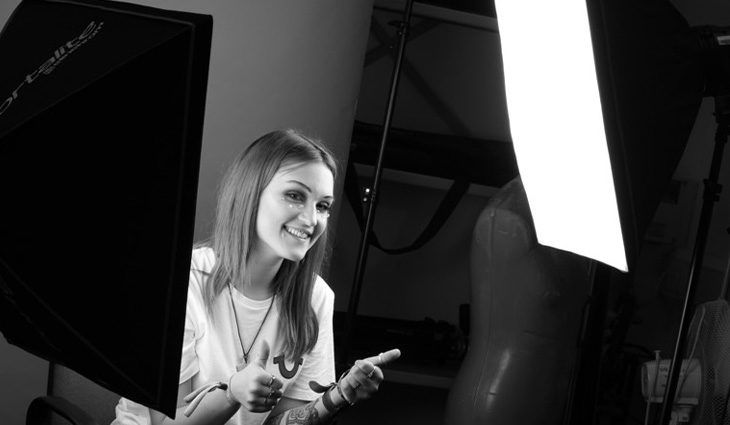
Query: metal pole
xmin=721 ymin=244 xmax=730 ymax=301
xmin=566 ymin=261 xmax=611 ymax=425
xmin=342 ymin=0 xmax=415 ymax=365
xmin=659 ymin=99 xmax=729 ymax=425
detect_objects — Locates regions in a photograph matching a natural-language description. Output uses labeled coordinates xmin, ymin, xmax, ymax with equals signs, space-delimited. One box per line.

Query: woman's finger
xmin=368 ymin=365 xmax=384 ymax=383
xmin=246 ymin=393 xmax=279 ymax=413
xmin=270 ymin=377 xmax=284 ymax=390
xmin=363 ymin=348 xmax=401 ymax=366
xmin=355 ymin=360 xmax=375 ymax=378
xmin=354 ymin=360 xmax=384 ymax=384
xmin=344 ymin=361 xmax=378 ymax=397
xmin=256 ymin=373 xmax=281 ymax=388
xmin=263 ymin=393 xmax=279 ymax=407
xmin=253 ymin=386 xmax=283 ymax=398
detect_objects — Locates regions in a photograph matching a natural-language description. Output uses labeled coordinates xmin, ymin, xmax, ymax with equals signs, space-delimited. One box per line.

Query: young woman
xmin=112 ymin=129 xmax=400 ymax=425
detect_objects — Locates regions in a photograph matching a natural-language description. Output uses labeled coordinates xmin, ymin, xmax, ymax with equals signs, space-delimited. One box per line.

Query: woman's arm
xmin=261 ymin=397 xmax=321 ymax=425
xmin=261 ymin=387 xmax=345 ymax=425
xmin=149 ymin=345 xmax=285 ymax=425
xmin=263 ymin=350 xmax=401 ymax=425
xmin=149 ymin=379 xmax=240 ymax=425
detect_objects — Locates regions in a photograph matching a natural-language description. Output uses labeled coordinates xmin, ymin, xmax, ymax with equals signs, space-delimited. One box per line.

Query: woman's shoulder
xmin=311 ymin=274 xmax=334 ymax=308
xmin=190 ymin=246 xmax=216 ymax=273
xmin=188 ymin=246 xmax=217 ymax=298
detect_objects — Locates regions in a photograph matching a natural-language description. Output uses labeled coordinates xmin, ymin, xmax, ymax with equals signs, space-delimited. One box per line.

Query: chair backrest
xmin=49 ymin=364 xmax=120 ymax=425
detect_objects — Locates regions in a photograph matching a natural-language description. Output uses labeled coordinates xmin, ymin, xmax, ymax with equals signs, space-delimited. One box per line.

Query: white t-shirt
xmin=112 ymin=247 xmax=336 ymax=425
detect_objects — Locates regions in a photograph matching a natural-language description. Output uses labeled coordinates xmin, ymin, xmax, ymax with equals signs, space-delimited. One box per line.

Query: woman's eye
xmin=316 ymin=203 xmax=331 ymax=213
xmin=285 ymin=192 xmax=304 ymax=203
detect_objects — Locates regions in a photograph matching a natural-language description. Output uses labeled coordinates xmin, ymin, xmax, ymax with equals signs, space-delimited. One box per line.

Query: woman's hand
xmin=228 ymin=341 xmax=284 ymax=413
xmin=338 ymin=348 xmax=401 ymax=405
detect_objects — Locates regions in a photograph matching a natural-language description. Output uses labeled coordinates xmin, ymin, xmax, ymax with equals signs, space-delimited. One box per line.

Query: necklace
xmin=227 ymin=283 xmax=275 ymax=371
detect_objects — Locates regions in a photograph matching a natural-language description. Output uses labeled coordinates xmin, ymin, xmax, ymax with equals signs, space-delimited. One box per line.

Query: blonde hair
xmin=201 ymin=129 xmax=337 ymax=360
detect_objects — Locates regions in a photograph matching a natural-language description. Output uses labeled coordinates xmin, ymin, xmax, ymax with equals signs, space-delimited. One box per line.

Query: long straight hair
xmin=202 ymin=129 xmax=337 ymax=361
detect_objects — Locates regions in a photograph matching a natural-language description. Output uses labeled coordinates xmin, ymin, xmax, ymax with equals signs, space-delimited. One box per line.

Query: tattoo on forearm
xmin=286 ymin=404 xmax=319 ymax=424
xmin=263 ymin=401 xmax=325 ymax=425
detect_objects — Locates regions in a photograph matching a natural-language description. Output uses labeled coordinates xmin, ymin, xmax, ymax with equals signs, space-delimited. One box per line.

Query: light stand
xmin=341 ymin=0 xmax=415 ymax=365
xmin=659 ymin=25 xmax=730 ymax=425
xmin=660 ymin=93 xmax=730 ymax=425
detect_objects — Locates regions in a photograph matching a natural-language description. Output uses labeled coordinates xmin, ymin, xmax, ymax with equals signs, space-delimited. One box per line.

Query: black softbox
xmin=0 ymin=0 xmax=212 ymax=416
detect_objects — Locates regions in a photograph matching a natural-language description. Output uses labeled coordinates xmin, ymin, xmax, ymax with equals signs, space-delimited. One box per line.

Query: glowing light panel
xmin=495 ymin=0 xmax=628 ymax=271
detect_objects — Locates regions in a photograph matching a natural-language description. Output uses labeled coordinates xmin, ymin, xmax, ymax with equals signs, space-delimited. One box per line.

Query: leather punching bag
xmin=444 ymin=177 xmax=592 ymax=425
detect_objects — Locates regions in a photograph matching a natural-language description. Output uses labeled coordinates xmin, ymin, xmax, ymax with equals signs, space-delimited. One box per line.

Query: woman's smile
xmin=255 ymin=161 xmax=334 ymax=262
xmin=284 ymin=225 xmax=311 ymax=241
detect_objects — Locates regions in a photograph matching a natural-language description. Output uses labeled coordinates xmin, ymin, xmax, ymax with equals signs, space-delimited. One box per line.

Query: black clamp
xmin=388 ymin=20 xmax=409 ymax=38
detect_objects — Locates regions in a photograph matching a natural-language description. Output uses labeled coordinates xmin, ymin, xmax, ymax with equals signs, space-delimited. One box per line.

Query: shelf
xmin=354 ymin=163 xmax=499 ymax=197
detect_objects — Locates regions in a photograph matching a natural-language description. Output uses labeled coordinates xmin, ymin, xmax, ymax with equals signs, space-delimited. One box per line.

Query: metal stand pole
xmin=720 ymin=241 xmax=730 ymax=301
xmin=566 ymin=261 xmax=612 ymax=425
xmin=341 ymin=0 xmax=415 ymax=365
xmin=659 ymin=96 xmax=729 ymax=425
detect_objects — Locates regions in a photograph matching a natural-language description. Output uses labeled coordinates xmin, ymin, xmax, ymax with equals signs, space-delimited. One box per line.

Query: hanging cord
xmin=344 ymin=158 xmax=470 ymax=254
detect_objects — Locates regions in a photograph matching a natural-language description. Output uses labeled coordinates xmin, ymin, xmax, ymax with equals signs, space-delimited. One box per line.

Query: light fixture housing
xmin=0 ymin=0 xmax=211 ymax=416
xmin=494 ymin=0 xmax=705 ymax=271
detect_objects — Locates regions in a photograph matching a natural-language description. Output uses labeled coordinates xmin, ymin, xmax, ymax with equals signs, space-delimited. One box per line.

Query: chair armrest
xmin=26 ymin=395 xmax=98 ymax=425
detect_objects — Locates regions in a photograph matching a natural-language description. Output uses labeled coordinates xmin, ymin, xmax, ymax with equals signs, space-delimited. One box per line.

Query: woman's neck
xmin=236 ymin=250 xmax=282 ymax=300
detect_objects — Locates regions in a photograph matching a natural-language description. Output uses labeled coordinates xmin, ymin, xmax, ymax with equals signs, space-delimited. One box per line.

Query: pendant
xmin=236 ymin=356 xmax=246 ymax=372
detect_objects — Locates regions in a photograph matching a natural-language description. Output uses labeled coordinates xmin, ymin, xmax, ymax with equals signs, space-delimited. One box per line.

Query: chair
xmin=26 ymin=363 xmax=120 ymax=425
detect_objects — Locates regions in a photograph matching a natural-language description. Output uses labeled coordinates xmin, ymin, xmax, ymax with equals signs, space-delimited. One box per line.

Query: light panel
xmin=495 ymin=0 xmax=628 ymax=271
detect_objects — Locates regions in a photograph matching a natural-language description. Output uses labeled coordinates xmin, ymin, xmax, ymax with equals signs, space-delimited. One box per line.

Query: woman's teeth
xmin=285 ymin=226 xmax=310 ymax=240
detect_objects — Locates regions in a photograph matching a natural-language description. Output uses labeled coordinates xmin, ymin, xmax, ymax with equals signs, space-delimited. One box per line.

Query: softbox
xmin=0 ymin=0 xmax=212 ymax=416
xmin=495 ymin=0 xmax=705 ymax=271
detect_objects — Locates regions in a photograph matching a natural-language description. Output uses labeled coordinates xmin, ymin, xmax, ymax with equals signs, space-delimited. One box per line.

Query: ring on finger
xmin=357 ymin=363 xmax=375 ymax=380
xmin=267 ymin=375 xmax=275 ymax=387
xmin=367 ymin=368 xmax=375 ymax=379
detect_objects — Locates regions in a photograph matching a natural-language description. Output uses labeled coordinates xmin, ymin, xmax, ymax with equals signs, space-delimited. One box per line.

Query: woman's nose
xmin=297 ymin=203 xmax=317 ymax=224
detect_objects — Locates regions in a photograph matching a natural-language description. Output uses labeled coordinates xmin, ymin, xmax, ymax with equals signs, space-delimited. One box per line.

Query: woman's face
xmin=254 ymin=160 xmax=335 ymax=263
